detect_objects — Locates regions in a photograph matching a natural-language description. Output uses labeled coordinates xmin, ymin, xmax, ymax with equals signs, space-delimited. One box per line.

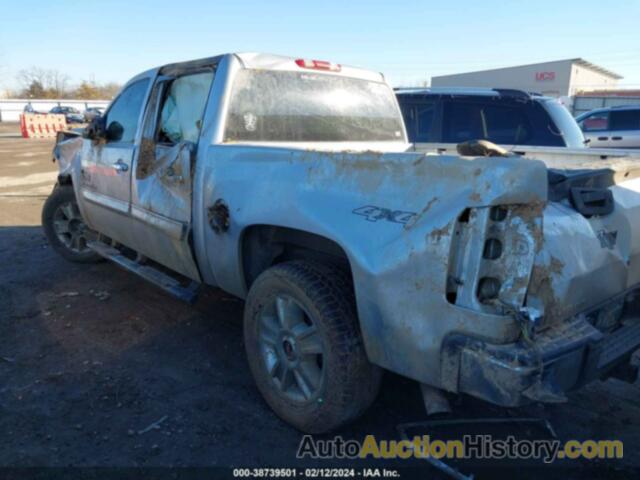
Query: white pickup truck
xmin=43 ymin=53 xmax=640 ymax=433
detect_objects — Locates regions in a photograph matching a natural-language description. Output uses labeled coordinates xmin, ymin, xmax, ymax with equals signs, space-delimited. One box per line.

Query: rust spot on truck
xmin=137 ymin=137 xmax=156 ymax=179
xmin=528 ymin=256 xmax=566 ymax=325
xmin=208 ymin=199 xmax=230 ymax=234
xmin=428 ymin=222 xmax=452 ymax=243
xmin=469 ymin=192 xmax=482 ymax=203
xmin=404 ymin=196 xmax=438 ymax=230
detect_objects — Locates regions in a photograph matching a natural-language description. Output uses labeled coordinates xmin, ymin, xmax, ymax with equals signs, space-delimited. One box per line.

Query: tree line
xmin=7 ymin=67 xmax=121 ymax=100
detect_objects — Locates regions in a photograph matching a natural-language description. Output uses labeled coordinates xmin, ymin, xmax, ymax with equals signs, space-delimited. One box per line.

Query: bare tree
xmin=13 ymin=67 xmax=120 ymax=100
xmin=46 ymin=69 xmax=69 ymax=98
xmin=99 ymin=82 xmax=121 ymax=99
xmin=17 ymin=67 xmax=69 ymax=98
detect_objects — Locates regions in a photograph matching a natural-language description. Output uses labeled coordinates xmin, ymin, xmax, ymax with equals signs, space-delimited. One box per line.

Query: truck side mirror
xmin=106 ymin=121 xmax=124 ymax=142
xmin=83 ymin=115 xmax=106 ymax=141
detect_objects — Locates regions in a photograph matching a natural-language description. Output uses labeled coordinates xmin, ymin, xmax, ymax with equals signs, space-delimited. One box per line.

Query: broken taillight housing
xmin=446 ymin=205 xmax=541 ymax=313
xmin=477 ymin=277 xmax=501 ymax=303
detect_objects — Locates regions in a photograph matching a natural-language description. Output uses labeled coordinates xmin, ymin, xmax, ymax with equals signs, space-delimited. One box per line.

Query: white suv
xmin=577 ymin=105 xmax=640 ymax=148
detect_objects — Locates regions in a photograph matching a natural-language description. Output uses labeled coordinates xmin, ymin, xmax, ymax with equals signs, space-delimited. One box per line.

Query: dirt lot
xmin=0 ymin=122 xmax=639 ymax=478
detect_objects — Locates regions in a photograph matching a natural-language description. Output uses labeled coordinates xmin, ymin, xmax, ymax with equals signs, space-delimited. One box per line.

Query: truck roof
xmin=126 ymin=52 xmax=386 ymax=86
xmin=233 ymin=53 xmax=386 ymax=83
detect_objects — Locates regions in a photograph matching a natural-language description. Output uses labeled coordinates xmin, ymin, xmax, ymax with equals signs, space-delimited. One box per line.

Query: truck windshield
xmin=224 ymin=69 xmax=405 ymax=142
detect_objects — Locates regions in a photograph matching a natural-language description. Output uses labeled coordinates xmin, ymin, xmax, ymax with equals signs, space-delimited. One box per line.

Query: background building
xmin=431 ymin=58 xmax=622 ymax=98
xmin=573 ymin=89 xmax=640 ymax=116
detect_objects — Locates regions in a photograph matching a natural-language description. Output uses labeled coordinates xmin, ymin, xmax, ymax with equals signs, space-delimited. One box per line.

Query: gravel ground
xmin=0 ymin=122 xmax=639 ymax=479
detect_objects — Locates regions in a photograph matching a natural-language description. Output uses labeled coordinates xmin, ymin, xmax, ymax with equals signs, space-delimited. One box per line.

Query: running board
xmin=87 ymin=241 xmax=200 ymax=303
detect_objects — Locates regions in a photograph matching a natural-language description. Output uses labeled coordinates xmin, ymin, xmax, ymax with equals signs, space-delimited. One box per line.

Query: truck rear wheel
xmin=42 ymin=184 xmax=101 ymax=264
xmin=244 ymin=261 xmax=382 ymax=433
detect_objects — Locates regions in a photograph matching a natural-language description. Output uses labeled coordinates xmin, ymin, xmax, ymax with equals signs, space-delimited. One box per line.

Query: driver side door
xmin=79 ymin=77 xmax=151 ymax=245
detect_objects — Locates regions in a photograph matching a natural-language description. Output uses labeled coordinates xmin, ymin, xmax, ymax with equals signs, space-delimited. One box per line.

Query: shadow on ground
xmin=0 ymin=226 xmax=638 ymax=478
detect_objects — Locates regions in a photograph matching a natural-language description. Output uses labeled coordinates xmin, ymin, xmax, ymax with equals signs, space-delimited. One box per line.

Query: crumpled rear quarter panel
xmin=193 ymin=146 xmax=548 ymax=385
xmin=529 ymin=175 xmax=640 ymax=326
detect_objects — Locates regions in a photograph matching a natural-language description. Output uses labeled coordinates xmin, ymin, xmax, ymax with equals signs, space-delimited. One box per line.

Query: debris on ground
xmin=137 ymin=415 xmax=168 ymax=435
xmin=57 ymin=291 xmax=80 ymax=297
xmin=93 ymin=291 xmax=110 ymax=301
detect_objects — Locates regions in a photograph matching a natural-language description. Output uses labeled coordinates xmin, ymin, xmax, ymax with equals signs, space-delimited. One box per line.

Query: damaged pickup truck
xmin=43 ymin=52 xmax=640 ymax=433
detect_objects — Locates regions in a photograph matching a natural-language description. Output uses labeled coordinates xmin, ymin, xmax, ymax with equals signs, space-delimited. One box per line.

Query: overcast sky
xmin=1 ymin=0 xmax=639 ymax=90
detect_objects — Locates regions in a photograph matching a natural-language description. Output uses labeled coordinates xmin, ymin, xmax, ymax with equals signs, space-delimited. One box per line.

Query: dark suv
xmin=396 ymin=87 xmax=585 ymax=149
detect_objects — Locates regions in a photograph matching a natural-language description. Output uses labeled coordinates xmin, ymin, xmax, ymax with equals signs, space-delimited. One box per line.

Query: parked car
xmin=44 ymin=53 xmax=640 ymax=433
xmin=83 ymin=107 xmax=105 ymax=122
xmin=576 ymin=105 xmax=640 ymax=148
xmin=396 ymin=87 xmax=586 ymax=149
xmin=50 ymin=106 xmax=85 ymax=124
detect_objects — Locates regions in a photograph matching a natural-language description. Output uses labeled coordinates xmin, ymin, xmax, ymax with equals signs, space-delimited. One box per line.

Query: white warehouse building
xmin=431 ymin=58 xmax=622 ymax=98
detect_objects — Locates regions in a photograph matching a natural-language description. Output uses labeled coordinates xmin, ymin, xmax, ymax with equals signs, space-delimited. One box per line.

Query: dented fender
xmin=53 ymin=133 xmax=83 ymax=182
xmin=192 ymin=146 xmax=549 ymax=386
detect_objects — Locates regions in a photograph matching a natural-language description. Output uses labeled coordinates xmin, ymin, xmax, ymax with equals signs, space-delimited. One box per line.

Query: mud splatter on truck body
xmin=50 ymin=53 xmax=640 ymax=429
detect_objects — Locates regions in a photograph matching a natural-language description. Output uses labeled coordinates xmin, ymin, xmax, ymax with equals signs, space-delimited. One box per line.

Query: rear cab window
xmin=223 ymin=69 xmax=405 ymax=142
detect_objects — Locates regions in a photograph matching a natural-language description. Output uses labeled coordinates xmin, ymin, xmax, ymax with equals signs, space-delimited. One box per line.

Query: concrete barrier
xmin=20 ymin=113 xmax=67 ymax=138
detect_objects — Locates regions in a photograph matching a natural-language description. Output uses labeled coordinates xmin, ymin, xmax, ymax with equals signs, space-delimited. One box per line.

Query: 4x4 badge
xmin=352 ymin=205 xmax=417 ymax=225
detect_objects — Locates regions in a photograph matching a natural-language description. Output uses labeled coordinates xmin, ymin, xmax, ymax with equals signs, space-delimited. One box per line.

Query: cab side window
xmin=104 ymin=79 xmax=150 ymax=144
xmin=157 ymin=72 xmax=214 ymax=145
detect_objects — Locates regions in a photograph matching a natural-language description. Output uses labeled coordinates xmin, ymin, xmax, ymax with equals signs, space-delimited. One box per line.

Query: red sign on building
xmin=535 ymin=71 xmax=556 ymax=81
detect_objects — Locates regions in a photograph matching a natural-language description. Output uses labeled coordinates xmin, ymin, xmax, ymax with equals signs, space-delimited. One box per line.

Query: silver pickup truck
xmin=43 ymin=53 xmax=640 ymax=433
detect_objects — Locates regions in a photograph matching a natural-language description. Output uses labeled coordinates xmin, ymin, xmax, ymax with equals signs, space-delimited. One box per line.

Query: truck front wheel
xmin=244 ymin=261 xmax=382 ymax=433
xmin=42 ymin=184 xmax=101 ymax=263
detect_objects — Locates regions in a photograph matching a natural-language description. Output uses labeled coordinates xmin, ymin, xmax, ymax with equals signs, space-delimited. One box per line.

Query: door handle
xmin=612 ymin=136 xmax=623 ymax=141
xmin=597 ymin=136 xmax=609 ymax=141
xmin=113 ymin=159 xmax=129 ymax=173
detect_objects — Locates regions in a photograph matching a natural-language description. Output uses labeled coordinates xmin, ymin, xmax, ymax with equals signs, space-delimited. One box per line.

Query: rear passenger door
xmin=128 ymin=69 xmax=216 ymax=280
xmin=608 ymin=109 xmax=640 ymax=148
